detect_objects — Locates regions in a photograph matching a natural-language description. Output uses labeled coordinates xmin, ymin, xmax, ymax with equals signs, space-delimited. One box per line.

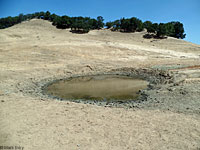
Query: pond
xmin=45 ymin=75 xmax=148 ymax=102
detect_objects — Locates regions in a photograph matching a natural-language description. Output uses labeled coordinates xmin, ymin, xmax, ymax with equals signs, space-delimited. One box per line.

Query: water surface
xmin=46 ymin=75 xmax=148 ymax=101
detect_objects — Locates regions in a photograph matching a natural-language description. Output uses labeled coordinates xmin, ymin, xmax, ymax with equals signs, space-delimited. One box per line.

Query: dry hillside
xmin=0 ymin=19 xmax=200 ymax=150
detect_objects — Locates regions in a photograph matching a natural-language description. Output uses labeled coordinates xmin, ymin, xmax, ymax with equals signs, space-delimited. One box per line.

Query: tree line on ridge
xmin=0 ymin=11 xmax=186 ymax=39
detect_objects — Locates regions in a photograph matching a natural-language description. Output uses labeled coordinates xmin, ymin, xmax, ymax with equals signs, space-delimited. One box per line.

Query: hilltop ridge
xmin=0 ymin=11 xmax=186 ymax=38
xmin=0 ymin=19 xmax=199 ymax=54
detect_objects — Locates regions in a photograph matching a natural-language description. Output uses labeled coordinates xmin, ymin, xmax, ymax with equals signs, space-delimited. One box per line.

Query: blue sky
xmin=0 ymin=0 xmax=199 ymax=45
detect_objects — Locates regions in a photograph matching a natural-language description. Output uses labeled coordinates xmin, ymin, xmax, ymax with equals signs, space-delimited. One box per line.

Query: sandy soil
xmin=0 ymin=19 xmax=200 ymax=150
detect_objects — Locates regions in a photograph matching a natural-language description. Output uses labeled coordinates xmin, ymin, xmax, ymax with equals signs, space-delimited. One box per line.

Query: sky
xmin=0 ymin=0 xmax=199 ymax=45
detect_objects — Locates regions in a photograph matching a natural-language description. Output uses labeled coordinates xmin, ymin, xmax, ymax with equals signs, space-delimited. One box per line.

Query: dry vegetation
xmin=0 ymin=19 xmax=200 ymax=150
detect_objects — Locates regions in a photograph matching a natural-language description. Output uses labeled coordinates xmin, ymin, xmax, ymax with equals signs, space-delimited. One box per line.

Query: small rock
xmin=148 ymin=84 xmax=154 ymax=89
xmin=167 ymin=88 xmax=176 ymax=92
xmin=156 ymin=90 xmax=160 ymax=93
xmin=180 ymin=90 xmax=188 ymax=95
xmin=1 ymin=100 xmax=5 ymax=102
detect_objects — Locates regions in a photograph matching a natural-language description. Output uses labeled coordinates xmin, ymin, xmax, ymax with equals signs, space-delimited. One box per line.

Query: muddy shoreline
xmin=24 ymin=67 xmax=198 ymax=115
xmin=27 ymin=68 xmax=173 ymax=107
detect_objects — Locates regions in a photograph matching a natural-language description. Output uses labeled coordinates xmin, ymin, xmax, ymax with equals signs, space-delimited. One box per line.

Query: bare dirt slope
xmin=0 ymin=19 xmax=200 ymax=150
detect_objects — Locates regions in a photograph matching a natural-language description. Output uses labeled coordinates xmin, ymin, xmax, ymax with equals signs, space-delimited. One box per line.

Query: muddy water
xmin=46 ymin=75 xmax=148 ymax=101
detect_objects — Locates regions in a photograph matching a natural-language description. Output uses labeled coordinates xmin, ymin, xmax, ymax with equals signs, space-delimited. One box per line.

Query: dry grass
xmin=0 ymin=19 xmax=200 ymax=150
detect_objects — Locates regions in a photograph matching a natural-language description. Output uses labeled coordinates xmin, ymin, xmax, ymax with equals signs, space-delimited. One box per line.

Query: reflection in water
xmin=46 ymin=75 xmax=148 ymax=101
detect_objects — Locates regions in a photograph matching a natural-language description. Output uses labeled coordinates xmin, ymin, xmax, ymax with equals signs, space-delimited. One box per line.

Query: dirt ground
xmin=0 ymin=19 xmax=200 ymax=150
